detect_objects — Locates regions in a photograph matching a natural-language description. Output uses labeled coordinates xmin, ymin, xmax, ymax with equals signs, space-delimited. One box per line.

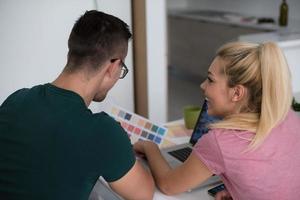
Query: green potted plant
xmin=292 ymin=98 xmax=300 ymax=111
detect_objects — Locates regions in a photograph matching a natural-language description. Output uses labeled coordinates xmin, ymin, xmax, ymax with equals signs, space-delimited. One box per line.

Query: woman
xmin=134 ymin=41 xmax=300 ymax=199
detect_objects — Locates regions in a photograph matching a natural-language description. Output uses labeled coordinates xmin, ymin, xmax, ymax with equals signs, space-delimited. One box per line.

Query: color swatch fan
xmin=108 ymin=105 xmax=173 ymax=148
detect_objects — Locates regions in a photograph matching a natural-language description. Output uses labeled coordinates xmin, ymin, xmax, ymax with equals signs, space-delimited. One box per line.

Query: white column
xmin=146 ymin=0 xmax=168 ymax=123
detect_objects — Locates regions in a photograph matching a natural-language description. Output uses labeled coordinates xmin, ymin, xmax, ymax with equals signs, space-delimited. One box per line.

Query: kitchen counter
xmin=238 ymin=16 xmax=300 ymax=46
xmin=167 ymin=11 xmax=268 ymax=80
xmin=169 ymin=9 xmax=300 ymax=44
xmin=169 ymin=10 xmax=278 ymax=31
xmin=239 ymin=30 xmax=300 ymax=47
xmin=168 ymin=9 xmax=300 ymax=94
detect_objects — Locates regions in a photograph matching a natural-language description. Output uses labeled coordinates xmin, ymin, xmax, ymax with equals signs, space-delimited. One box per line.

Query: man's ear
xmin=231 ymin=85 xmax=246 ymax=102
xmin=105 ymin=59 xmax=120 ymax=79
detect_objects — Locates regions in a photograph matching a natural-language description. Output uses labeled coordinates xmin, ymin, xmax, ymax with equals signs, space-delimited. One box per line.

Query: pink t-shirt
xmin=194 ymin=110 xmax=300 ymax=200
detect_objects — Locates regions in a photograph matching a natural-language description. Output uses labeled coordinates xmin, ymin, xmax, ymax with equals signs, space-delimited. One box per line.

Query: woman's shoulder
xmin=203 ymin=128 xmax=254 ymax=154
xmin=270 ymin=110 xmax=300 ymax=136
xmin=286 ymin=109 xmax=300 ymax=123
xmin=208 ymin=128 xmax=254 ymax=142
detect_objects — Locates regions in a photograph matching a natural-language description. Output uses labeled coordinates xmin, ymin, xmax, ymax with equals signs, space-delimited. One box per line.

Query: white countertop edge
xmin=278 ymin=39 xmax=300 ymax=48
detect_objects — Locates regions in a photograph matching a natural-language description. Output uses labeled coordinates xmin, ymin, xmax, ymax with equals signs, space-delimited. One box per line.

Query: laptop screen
xmin=189 ymin=100 xmax=220 ymax=145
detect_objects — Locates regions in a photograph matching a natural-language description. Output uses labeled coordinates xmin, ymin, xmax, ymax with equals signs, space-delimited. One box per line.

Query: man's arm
xmin=109 ymin=160 xmax=155 ymax=200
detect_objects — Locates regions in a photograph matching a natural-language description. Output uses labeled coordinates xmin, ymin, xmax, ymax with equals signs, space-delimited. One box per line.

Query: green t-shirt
xmin=0 ymin=83 xmax=135 ymax=200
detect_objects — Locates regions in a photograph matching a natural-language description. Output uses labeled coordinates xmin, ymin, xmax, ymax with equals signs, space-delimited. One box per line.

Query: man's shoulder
xmin=3 ymin=84 xmax=46 ymax=101
xmin=89 ymin=112 xmax=124 ymax=134
xmin=92 ymin=111 xmax=114 ymax=122
xmin=88 ymin=111 xmax=131 ymax=145
xmin=1 ymin=88 xmax=30 ymax=108
xmin=65 ymin=111 xmax=130 ymax=148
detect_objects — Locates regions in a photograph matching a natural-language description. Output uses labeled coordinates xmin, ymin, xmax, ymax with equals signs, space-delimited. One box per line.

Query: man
xmin=0 ymin=10 xmax=154 ymax=200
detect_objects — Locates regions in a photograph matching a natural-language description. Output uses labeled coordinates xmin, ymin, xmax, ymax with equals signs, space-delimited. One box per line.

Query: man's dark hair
xmin=65 ymin=10 xmax=132 ymax=71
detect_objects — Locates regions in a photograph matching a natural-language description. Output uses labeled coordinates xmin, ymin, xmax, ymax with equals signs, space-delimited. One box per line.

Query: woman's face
xmin=200 ymin=57 xmax=239 ymax=118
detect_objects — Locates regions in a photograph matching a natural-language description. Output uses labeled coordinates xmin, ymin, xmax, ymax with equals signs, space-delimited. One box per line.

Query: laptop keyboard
xmin=168 ymin=147 xmax=192 ymax=162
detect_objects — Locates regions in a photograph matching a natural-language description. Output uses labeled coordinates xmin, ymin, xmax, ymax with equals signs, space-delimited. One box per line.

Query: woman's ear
xmin=231 ymin=85 xmax=246 ymax=102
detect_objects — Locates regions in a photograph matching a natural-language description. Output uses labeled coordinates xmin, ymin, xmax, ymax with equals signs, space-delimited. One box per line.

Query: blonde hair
xmin=209 ymin=41 xmax=292 ymax=149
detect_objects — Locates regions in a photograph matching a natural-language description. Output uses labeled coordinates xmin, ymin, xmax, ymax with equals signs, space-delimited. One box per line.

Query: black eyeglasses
xmin=111 ymin=59 xmax=129 ymax=79
xmin=119 ymin=60 xmax=129 ymax=79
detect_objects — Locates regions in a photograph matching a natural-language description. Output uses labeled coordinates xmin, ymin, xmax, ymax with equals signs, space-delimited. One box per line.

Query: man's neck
xmin=52 ymin=72 xmax=94 ymax=107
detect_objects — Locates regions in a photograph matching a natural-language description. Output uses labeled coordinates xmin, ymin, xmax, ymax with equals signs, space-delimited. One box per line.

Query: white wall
xmin=0 ymin=0 xmax=87 ymax=103
xmin=280 ymin=42 xmax=300 ymax=93
xmin=0 ymin=0 xmax=134 ymax=112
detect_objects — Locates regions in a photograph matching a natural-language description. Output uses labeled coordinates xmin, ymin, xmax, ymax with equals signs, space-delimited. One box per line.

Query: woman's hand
xmin=215 ymin=189 xmax=232 ymax=200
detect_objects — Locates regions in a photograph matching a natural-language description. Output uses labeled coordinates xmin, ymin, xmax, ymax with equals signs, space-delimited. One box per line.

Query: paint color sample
xmin=121 ymin=121 xmax=128 ymax=129
xmin=127 ymin=125 xmax=134 ymax=132
xmin=124 ymin=113 xmax=132 ymax=121
xmin=108 ymin=105 xmax=171 ymax=147
xmin=118 ymin=110 xmax=125 ymax=118
xmin=133 ymin=127 xmax=141 ymax=135
xmin=151 ymin=125 xmax=159 ymax=133
xmin=141 ymin=130 xmax=148 ymax=138
xmin=147 ymin=133 xmax=155 ymax=141
xmin=158 ymin=127 xmax=166 ymax=136
xmin=131 ymin=116 xmax=139 ymax=124
xmin=138 ymin=119 xmax=146 ymax=127
xmin=154 ymin=136 xmax=162 ymax=144
xmin=145 ymin=122 xmax=152 ymax=130
xmin=111 ymin=107 xmax=118 ymax=115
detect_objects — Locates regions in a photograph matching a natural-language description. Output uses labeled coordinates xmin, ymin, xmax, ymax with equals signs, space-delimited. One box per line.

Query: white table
xmin=90 ymin=178 xmax=218 ymax=200
xmin=153 ymin=184 xmax=217 ymax=200
xmin=90 ymin=119 xmax=220 ymax=200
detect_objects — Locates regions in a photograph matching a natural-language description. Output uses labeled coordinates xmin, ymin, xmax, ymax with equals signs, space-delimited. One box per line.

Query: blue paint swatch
xmin=154 ymin=136 xmax=162 ymax=144
xmin=124 ymin=113 xmax=132 ymax=120
xmin=158 ymin=128 xmax=166 ymax=136
xmin=147 ymin=133 xmax=155 ymax=141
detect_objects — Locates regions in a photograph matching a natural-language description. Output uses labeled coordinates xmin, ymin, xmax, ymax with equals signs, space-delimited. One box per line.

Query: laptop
xmin=161 ymin=100 xmax=222 ymax=188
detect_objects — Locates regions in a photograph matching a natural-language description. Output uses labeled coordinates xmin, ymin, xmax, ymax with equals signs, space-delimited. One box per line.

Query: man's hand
xmin=133 ymin=140 xmax=157 ymax=155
